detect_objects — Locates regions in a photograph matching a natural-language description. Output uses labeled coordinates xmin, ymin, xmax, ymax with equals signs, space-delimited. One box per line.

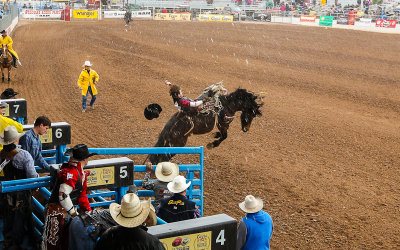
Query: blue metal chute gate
xmin=0 ymin=146 xmax=204 ymax=240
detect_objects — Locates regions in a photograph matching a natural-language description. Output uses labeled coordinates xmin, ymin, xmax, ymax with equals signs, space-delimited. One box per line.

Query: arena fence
xmin=0 ymin=4 xmax=18 ymax=32
xmin=0 ymin=146 xmax=204 ymax=239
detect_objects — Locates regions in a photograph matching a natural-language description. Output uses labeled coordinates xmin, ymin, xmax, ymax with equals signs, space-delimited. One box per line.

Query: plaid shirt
xmin=142 ymin=172 xmax=173 ymax=207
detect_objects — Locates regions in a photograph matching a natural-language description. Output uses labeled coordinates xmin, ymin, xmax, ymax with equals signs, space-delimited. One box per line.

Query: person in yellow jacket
xmin=0 ymin=100 xmax=24 ymax=176
xmin=0 ymin=30 xmax=22 ymax=68
xmin=77 ymin=61 xmax=99 ymax=112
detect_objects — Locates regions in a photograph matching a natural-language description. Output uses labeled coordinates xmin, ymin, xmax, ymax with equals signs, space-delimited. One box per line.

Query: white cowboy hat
xmin=109 ymin=193 xmax=151 ymax=228
xmin=239 ymin=195 xmax=263 ymax=213
xmin=83 ymin=60 xmax=93 ymax=67
xmin=155 ymin=162 xmax=179 ymax=182
xmin=167 ymin=175 xmax=191 ymax=194
xmin=0 ymin=126 xmax=24 ymax=145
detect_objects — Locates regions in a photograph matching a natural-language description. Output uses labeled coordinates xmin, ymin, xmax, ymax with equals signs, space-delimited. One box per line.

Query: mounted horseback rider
xmin=124 ymin=9 xmax=132 ymax=26
xmin=0 ymin=30 xmax=22 ymax=68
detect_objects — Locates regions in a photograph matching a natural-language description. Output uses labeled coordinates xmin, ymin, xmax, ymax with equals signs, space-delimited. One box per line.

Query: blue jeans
xmin=82 ymin=86 xmax=97 ymax=110
xmin=68 ymin=216 xmax=96 ymax=250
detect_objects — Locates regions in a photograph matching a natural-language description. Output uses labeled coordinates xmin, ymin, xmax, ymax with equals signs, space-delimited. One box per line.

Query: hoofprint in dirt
xmin=11 ymin=20 xmax=400 ymax=249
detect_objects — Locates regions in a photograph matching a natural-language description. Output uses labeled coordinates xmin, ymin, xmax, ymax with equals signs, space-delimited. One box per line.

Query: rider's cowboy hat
xmin=0 ymin=101 xmax=8 ymax=109
xmin=83 ymin=61 xmax=93 ymax=67
xmin=0 ymin=30 xmax=6 ymax=34
xmin=155 ymin=162 xmax=179 ymax=182
xmin=1 ymin=88 xmax=19 ymax=99
xmin=167 ymin=175 xmax=191 ymax=194
xmin=239 ymin=195 xmax=263 ymax=213
xmin=0 ymin=126 xmax=24 ymax=145
xmin=64 ymin=144 xmax=98 ymax=161
xmin=144 ymin=103 xmax=162 ymax=120
xmin=110 ymin=193 xmax=151 ymax=228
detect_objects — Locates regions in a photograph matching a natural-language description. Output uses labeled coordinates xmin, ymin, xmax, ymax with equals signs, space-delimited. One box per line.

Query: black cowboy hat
xmin=64 ymin=144 xmax=98 ymax=161
xmin=1 ymin=88 xmax=19 ymax=99
xmin=144 ymin=103 xmax=162 ymax=120
xmin=0 ymin=30 xmax=6 ymax=34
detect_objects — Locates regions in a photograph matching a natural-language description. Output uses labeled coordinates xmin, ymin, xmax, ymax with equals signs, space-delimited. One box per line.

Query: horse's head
xmin=1 ymin=45 xmax=9 ymax=59
xmin=229 ymin=88 xmax=263 ymax=132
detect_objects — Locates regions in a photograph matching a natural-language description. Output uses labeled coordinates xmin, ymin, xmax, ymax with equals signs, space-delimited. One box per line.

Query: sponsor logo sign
xmin=300 ymin=15 xmax=316 ymax=22
xmin=355 ymin=18 xmax=372 ymax=27
xmin=72 ymin=10 xmax=98 ymax=19
xmin=337 ymin=17 xmax=348 ymax=25
xmin=155 ymin=13 xmax=190 ymax=21
xmin=375 ymin=19 xmax=397 ymax=28
xmin=319 ymin=16 xmax=334 ymax=26
xmin=160 ymin=231 xmax=212 ymax=250
xmin=22 ymin=10 xmax=62 ymax=18
xmin=104 ymin=10 xmax=151 ymax=18
xmin=198 ymin=14 xmax=233 ymax=22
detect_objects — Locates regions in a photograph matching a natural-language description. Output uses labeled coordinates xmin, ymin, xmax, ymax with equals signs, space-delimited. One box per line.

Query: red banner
xmin=375 ymin=19 xmax=397 ymax=28
xmin=300 ymin=15 xmax=316 ymax=22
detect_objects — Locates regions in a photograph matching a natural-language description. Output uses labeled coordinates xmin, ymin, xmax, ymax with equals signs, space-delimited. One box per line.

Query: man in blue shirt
xmin=19 ymin=115 xmax=51 ymax=171
xmin=237 ymin=195 xmax=273 ymax=250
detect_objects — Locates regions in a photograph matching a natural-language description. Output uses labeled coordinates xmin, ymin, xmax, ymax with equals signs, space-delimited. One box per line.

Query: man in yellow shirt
xmin=0 ymin=30 xmax=22 ymax=68
xmin=77 ymin=61 xmax=99 ymax=112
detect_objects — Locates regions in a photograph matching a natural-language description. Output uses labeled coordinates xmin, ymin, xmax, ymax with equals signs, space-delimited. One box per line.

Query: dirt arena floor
xmin=8 ymin=19 xmax=400 ymax=248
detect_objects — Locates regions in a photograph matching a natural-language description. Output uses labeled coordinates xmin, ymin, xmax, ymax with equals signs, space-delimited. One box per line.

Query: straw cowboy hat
xmin=0 ymin=126 xmax=24 ymax=145
xmin=167 ymin=175 xmax=191 ymax=194
xmin=239 ymin=195 xmax=263 ymax=214
xmin=144 ymin=204 xmax=157 ymax=227
xmin=155 ymin=162 xmax=179 ymax=182
xmin=83 ymin=60 xmax=93 ymax=67
xmin=110 ymin=193 xmax=151 ymax=228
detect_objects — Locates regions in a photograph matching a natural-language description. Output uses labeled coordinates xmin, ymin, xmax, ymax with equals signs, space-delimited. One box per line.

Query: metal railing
xmin=0 ymin=4 xmax=18 ymax=31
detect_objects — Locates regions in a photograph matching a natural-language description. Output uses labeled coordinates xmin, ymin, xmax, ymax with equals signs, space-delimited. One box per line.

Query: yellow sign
xmin=73 ymin=10 xmax=98 ymax=19
xmin=39 ymin=128 xmax=53 ymax=143
xmin=155 ymin=13 xmax=191 ymax=21
xmin=198 ymin=14 xmax=233 ymax=22
xmin=160 ymin=231 xmax=212 ymax=250
xmin=1 ymin=105 xmax=9 ymax=116
xmin=87 ymin=166 xmax=115 ymax=187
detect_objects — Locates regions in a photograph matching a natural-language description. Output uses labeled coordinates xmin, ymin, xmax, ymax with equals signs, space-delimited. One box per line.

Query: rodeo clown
xmin=42 ymin=144 xmax=97 ymax=250
xmin=0 ymin=30 xmax=22 ymax=68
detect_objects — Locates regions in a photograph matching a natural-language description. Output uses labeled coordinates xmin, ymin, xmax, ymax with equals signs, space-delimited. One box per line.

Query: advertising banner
xmin=319 ymin=16 xmax=333 ymax=26
xmin=155 ymin=13 xmax=190 ymax=21
xmin=104 ymin=11 xmax=125 ymax=18
xmin=336 ymin=17 xmax=348 ymax=25
xmin=132 ymin=10 xmax=151 ymax=18
xmin=355 ymin=18 xmax=372 ymax=27
xmin=22 ymin=9 xmax=62 ymax=18
xmin=300 ymin=15 xmax=316 ymax=22
xmin=72 ymin=10 xmax=98 ymax=19
xmin=375 ymin=19 xmax=397 ymax=28
xmin=198 ymin=14 xmax=233 ymax=22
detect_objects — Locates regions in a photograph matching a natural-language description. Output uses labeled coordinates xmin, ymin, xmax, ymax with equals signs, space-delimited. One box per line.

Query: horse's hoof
xmin=206 ymin=143 xmax=214 ymax=149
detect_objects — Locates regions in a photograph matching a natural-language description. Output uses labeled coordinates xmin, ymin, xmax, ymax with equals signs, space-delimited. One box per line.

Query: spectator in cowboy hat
xmin=142 ymin=161 xmax=179 ymax=207
xmin=236 ymin=195 xmax=273 ymax=250
xmin=156 ymin=175 xmax=201 ymax=223
xmin=94 ymin=193 xmax=165 ymax=250
xmin=0 ymin=100 xmax=23 ymax=150
xmin=1 ymin=88 xmax=18 ymax=99
xmin=69 ymin=203 xmax=158 ymax=250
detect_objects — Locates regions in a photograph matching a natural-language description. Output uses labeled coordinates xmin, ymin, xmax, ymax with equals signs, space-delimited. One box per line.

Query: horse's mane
xmin=227 ymin=88 xmax=263 ymax=116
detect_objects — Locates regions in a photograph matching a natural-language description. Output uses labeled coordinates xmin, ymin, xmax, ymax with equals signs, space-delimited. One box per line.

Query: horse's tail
xmin=148 ymin=113 xmax=179 ymax=164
